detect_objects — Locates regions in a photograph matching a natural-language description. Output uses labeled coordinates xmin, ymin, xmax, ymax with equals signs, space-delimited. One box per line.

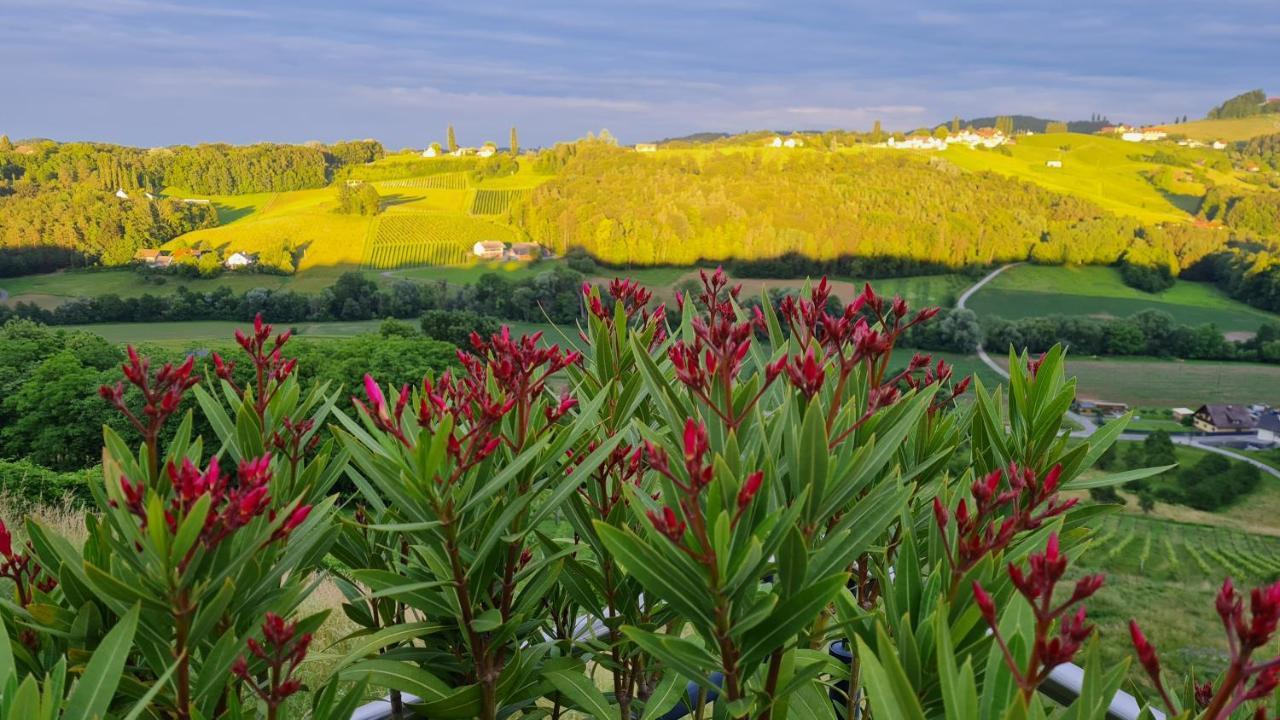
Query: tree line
xmin=984 ymin=309 xmax=1280 ymax=363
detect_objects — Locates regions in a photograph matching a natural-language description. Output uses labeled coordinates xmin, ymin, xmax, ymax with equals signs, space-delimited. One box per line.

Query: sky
xmin=3 ymin=0 xmax=1277 ymax=148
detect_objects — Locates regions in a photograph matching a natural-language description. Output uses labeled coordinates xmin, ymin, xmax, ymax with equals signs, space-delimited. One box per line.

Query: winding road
xmin=955 ymin=264 xmax=1280 ymax=480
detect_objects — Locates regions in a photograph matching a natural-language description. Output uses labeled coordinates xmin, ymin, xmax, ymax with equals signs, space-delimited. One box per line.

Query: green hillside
xmin=162 ymin=158 xmax=550 ymax=272
xmin=938 ymin=132 xmax=1233 ymax=223
xmin=1172 ymin=116 xmax=1280 ymax=142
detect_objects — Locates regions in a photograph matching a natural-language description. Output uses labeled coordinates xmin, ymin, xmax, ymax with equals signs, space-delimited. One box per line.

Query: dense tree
xmin=447 ymin=124 xmax=458 ymax=152
xmin=1207 ymin=89 xmax=1275 ymax=119
xmin=1045 ymin=121 xmax=1069 ymax=134
xmin=336 ymin=182 xmax=381 ymax=215
xmin=510 ymin=126 xmax=519 ymax=155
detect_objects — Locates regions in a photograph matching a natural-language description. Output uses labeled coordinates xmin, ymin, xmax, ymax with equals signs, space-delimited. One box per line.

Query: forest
xmin=514 ymin=144 xmax=1229 ymax=272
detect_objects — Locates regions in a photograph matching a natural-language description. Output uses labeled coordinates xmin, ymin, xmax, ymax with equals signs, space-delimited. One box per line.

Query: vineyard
xmin=361 ymin=214 xmax=517 ymax=269
xmin=377 ymin=172 xmax=470 ymax=190
xmin=470 ymin=188 xmax=531 ymax=215
xmin=1081 ymin=514 xmax=1280 ymax=583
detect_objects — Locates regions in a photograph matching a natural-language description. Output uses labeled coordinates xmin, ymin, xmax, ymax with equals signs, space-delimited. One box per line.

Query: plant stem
xmin=174 ymin=590 xmax=193 ymax=720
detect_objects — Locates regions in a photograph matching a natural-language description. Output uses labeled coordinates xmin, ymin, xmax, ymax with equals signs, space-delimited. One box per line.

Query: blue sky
xmin=4 ymin=0 xmax=1276 ymax=148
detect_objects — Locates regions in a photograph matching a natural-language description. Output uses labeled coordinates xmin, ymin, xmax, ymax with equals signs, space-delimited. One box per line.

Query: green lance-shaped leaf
xmin=63 ymin=604 xmax=139 ymax=720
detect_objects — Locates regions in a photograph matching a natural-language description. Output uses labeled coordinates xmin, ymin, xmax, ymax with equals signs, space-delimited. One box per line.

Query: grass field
xmin=938 ymin=132 xmax=1229 ymax=223
xmin=1171 ymin=116 xmax=1280 ymax=142
xmin=967 ymin=264 xmax=1278 ymax=333
xmin=1066 ymin=357 xmax=1280 ymax=406
xmin=0 ymin=265 xmax=373 ymax=307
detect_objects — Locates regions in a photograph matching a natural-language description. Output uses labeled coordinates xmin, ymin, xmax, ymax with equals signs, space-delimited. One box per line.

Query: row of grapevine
xmin=378 ymin=173 xmax=470 ymax=190
xmin=1077 ymin=514 xmax=1280 ymax=583
xmin=361 ymin=214 xmax=516 ymax=269
xmin=470 ymin=188 xmax=532 ymax=215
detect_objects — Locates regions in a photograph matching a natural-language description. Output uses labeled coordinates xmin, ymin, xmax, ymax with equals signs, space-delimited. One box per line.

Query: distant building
xmin=635 ymin=143 xmax=658 ymax=153
xmin=1193 ymin=404 xmax=1256 ymax=433
xmin=422 ymin=146 xmax=439 ymax=157
xmin=508 ymin=242 xmax=544 ymax=261
xmin=153 ymin=253 xmax=174 ymax=269
xmin=1258 ymin=410 xmax=1280 ymax=444
xmin=115 ymin=188 xmax=130 ymax=199
xmin=472 ymin=241 xmax=506 ymax=259
xmin=1171 ymin=407 xmax=1195 ymax=421
xmin=1073 ymin=399 xmax=1129 ymax=419
xmin=888 ymin=135 xmax=947 ymax=150
xmin=1045 ymin=160 xmax=1063 ymax=168
xmin=783 ymin=137 xmax=803 ymax=148
xmin=769 ymin=136 xmax=784 ymax=147
xmin=133 ymin=249 xmax=162 ymax=264
xmin=1212 ymin=141 xmax=1228 ymax=150
xmin=181 ymin=198 xmax=211 ymax=205
xmin=476 ymin=146 xmax=497 ymax=158
xmin=224 ymin=252 xmax=257 ymax=269
xmin=144 ymin=191 xmax=158 ymax=200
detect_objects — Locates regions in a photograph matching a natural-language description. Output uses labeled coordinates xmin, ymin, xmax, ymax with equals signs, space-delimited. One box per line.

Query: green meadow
xmin=967 ymin=264 xmax=1279 ymax=333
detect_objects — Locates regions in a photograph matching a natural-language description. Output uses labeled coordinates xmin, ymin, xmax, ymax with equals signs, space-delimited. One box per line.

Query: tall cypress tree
xmin=510 ymin=127 xmax=519 ymax=155
xmin=951 ymin=115 xmax=960 ymax=134
xmin=872 ymin=120 xmax=883 ymax=143
xmin=447 ymin=125 xmax=458 ymax=152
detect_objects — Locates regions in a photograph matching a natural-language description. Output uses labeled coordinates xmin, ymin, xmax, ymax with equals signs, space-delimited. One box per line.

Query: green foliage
xmin=514 ymin=144 xmax=1206 ymax=268
xmin=335 ymin=182 xmax=381 ymax=216
xmin=1208 ymin=89 xmax=1277 ymax=119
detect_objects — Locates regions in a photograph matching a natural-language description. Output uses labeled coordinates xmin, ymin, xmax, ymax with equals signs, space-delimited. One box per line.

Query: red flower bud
xmin=972 ymin=581 xmax=997 ymax=624
xmin=737 ymin=471 xmax=763 ymax=510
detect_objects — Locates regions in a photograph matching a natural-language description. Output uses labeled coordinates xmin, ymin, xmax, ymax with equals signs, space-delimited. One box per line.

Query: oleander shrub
xmin=1 ymin=271 xmax=1278 ymax=719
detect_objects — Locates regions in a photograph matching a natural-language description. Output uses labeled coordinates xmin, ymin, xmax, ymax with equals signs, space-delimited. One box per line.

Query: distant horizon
xmin=5 ymin=0 xmax=1275 ymax=148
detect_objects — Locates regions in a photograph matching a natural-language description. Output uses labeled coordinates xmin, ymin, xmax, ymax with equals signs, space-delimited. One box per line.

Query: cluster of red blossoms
xmin=213 ymin=314 xmax=299 ymax=419
xmin=98 ymin=347 xmax=199 ymax=447
xmin=116 ymin=456 xmax=310 ymax=568
xmin=934 ymin=463 xmax=1075 ymax=594
xmin=774 ymin=278 xmax=968 ymax=443
xmin=232 ymin=612 xmax=311 ymax=713
xmin=669 ymin=269 xmax=772 ymax=429
xmin=567 ymin=440 xmax=645 ymax=518
xmin=1131 ymin=578 xmax=1280 ymax=718
xmin=972 ymin=534 xmax=1105 ymax=702
xmin=356 ymin=327 xmax=581 ymax=479
xmin=585 ymin=279 xmax=667 ymax=331
xmin=0 ymin=520 xmax=57 ymax=608
xmin=644 ymin=419 xmax=764 ymax=549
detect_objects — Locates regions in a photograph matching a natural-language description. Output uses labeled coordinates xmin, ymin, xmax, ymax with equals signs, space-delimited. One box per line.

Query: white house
xmin=635 ymin=143 xmax=658 ymax=153
xmin=422 ymin=146 xmax=439 ymax=157
xmin=224 ymin=252 xmax=256 ymax=269
xmin=783 ymin=137 xmax=803 ymax=148
xmin=476 ymin=146 xmax=497 ymax=158
xmin=769 ymin=136 xmax=784 ymax=147
xmin=1045 ymin=160 xmax=1063 ymax=168
xmin=115 ymin=188 xmax=130 ymax=200
xmin=1120 ymin=132 xmax=1145 ymax=142
xmin=472 ymin=241 xmax=506 ymax=260
xmin=1212 ymin=141 xmax=1228 ymax=150
xmin=888 ymin=135 xmax=947 ymax=151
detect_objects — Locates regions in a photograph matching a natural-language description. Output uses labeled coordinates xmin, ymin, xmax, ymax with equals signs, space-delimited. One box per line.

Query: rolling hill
xmin=1167 ymin=116 xmax=1280 ymax=142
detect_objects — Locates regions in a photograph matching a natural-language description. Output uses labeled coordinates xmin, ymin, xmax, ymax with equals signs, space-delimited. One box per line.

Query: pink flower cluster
xmin=669 ymin=269 xmax=772 ymax=428
xmin=233 ymin=612 xmax=311 ymax=712
xmin=99 ymin=347 xmax=199 ymax=445
xmin=116 ymin=456 xmax=310 ymax=568
xmin=645 ymin=419 xmax=765 ymax=552
xmin=0 ymin=519 xmax=57 ymax=608
xmin=356 ymin=326 xmax=581 ymax=479
xmin=1131 ymin=578 xmax=1280 ymax=718
xmin=934 ymin=463 xmax=1074 ymax=592
xmin=973 ymin=534 xmax=1104 ymax=702
xmin=213 ymin=314 xmax=298 ymax=422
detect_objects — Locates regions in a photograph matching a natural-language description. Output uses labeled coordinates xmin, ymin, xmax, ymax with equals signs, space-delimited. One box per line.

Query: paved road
xmin=953 ymin=264 xmax=1280 ymax=480
xmin=0 ymin=288 xmax=8 ymax=302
